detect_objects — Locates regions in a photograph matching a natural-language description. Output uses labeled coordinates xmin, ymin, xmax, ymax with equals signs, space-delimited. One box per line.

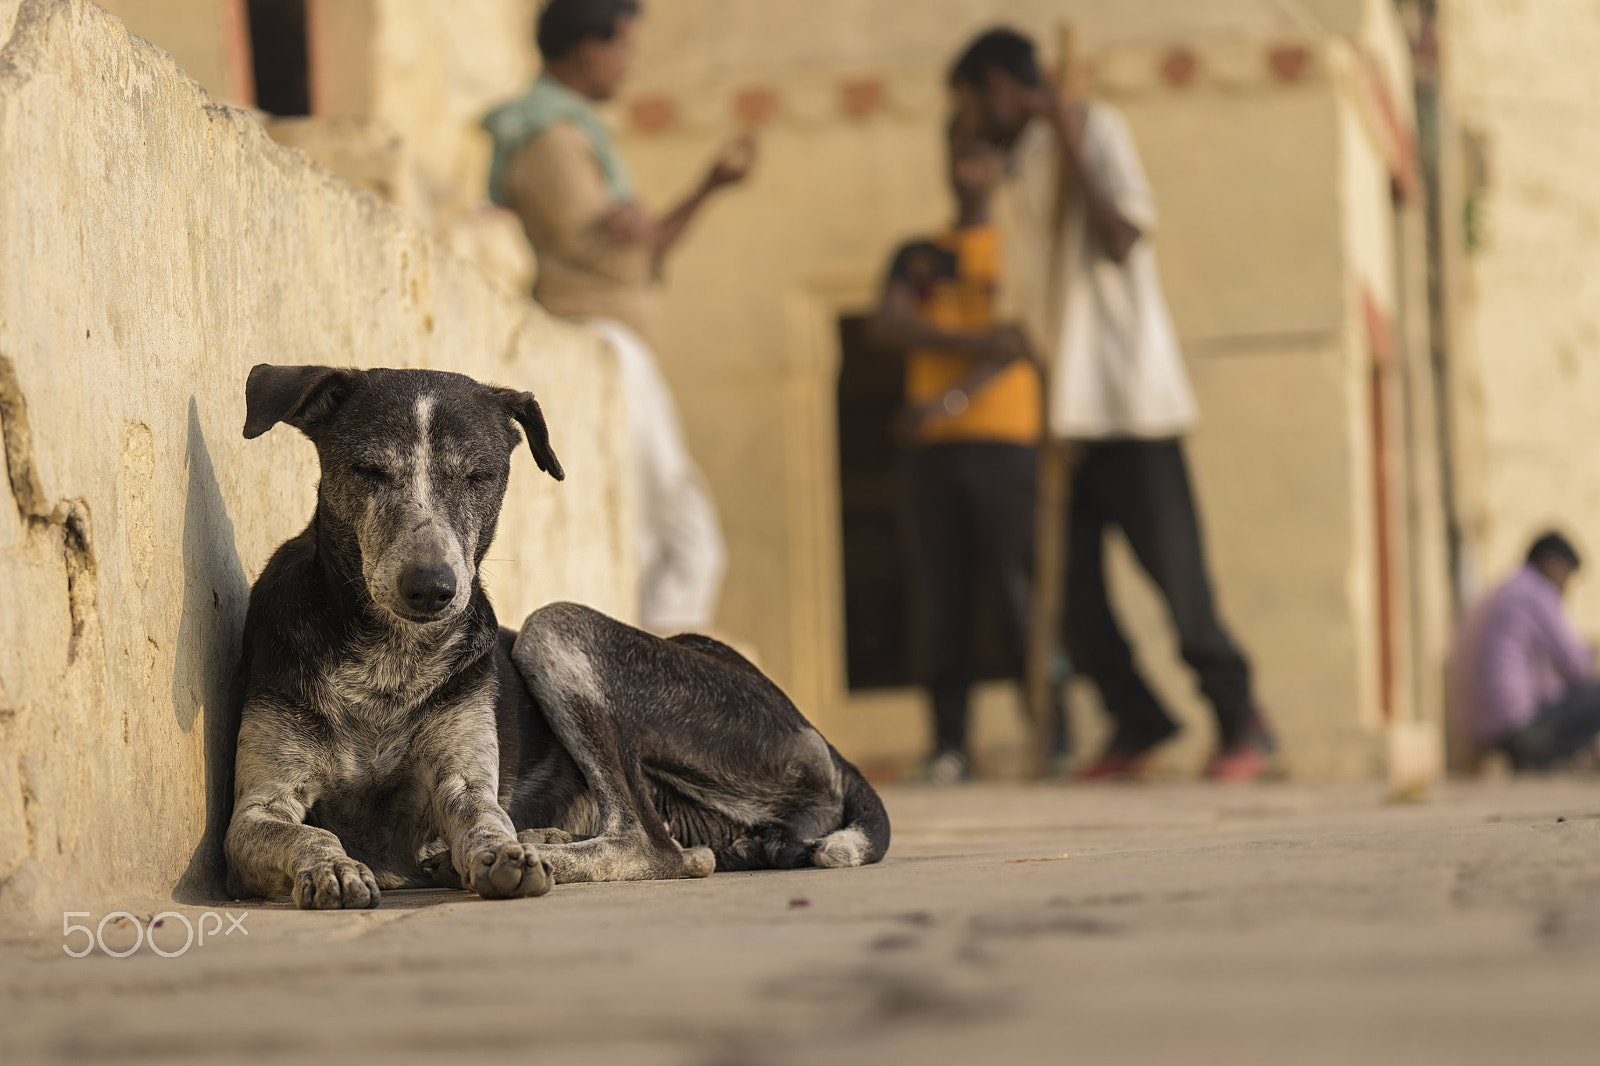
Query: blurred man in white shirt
xmin=950 ymin=28 xmax=1273 ymax=781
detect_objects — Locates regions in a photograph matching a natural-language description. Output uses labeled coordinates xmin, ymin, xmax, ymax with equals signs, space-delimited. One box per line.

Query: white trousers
xmin=587 ymin=318 xmax=726 ymax=633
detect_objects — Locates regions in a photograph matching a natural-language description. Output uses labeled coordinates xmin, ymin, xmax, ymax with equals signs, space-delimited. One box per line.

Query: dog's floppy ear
xmin=498 ymin=389 xmax=565 ymax=481
xmin=243 ymin=364 xmax=362 ymax=440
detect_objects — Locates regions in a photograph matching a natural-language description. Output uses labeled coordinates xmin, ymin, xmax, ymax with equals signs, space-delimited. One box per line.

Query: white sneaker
xmin=922 ymin=750 xmax=969 ymax=786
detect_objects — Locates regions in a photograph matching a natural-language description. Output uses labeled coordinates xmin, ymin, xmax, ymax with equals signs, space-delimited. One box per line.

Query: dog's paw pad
xmin=293 ymin=857 xmax=382 ymax=909
xmin=469 ymin=842 xmax=554 ymax=899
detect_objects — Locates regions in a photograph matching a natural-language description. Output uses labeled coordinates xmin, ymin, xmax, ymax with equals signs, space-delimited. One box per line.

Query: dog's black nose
xmin=397 ymin=565 xmax=457 ymax=615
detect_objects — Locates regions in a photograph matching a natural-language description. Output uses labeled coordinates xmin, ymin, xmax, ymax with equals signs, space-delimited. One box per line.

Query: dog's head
xmin=243 ymin=364 xmax=564 ymax=625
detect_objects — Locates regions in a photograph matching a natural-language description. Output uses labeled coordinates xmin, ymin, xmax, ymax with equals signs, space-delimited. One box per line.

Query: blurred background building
xmin=91 ymin=0 xmax=1600 ymax=781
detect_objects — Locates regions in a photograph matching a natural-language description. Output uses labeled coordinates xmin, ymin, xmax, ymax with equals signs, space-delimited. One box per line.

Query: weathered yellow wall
xmin=615 ymin=0 xmax=1439 ymax=779
xmin=95 ymin=0 xmax=247 ymax=104
xmin=366 ymin=0 xmax=536 ymax=211
xmin=97 ymin=0 xmax=539 ymax=215
xmin=95 ymin=1 xmax=544 ymax=291
xmin=1444 ymin=0 xmax=1600 ymax=637
xmin=628 ymin=0 xmax=1307 ymax=80
xmin=218 ymin=0 xmax=1436 ymax=780
xmin=0 ymin=0 xmax=631 ymax=927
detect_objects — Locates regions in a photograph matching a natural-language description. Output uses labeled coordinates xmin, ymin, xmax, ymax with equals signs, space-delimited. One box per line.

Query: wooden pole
xmin=1024 ymin=24 xmax=1079 ymax=778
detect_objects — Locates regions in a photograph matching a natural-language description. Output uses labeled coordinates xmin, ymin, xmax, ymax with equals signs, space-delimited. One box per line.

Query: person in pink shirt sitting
xmin=1451 ymin=532 xmax=1600 ymax=770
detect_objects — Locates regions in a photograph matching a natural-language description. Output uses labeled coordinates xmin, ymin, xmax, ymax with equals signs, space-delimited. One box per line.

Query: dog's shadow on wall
xmin=172 ymin=398 xmax=250 ymax=904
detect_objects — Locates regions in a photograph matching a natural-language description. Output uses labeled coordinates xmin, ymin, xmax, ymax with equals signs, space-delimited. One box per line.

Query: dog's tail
xmin=811 ymin=749 xmax=891 ymax=868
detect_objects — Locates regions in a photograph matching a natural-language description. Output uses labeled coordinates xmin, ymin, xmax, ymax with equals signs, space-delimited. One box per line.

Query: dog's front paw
xmin=467 ymin=842 xmax=554 ymax=899
xmin=293 ymin=857 xmax=381 ymax=910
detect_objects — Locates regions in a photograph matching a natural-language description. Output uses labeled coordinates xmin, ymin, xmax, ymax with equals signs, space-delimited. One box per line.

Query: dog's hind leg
xmin=511 ymin=613 xmax=714 ymax=883
xmin=807 ymin=748 xmax=891 ymax=868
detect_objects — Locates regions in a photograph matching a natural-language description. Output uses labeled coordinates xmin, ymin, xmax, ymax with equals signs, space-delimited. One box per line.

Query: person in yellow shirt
xmin=950 ymin=27 xmax=1275 ymax=781
xmin=870 ymin=124 xmax=1065 ymax=784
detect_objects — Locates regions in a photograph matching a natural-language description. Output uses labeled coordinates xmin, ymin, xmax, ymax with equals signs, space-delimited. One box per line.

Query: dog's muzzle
xmin=396 ymin=563 xmax=459 ymax=619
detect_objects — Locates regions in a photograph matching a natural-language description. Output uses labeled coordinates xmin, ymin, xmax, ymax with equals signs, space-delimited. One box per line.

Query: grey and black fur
xmin=224 ymin=364 xmax=889 ymax=909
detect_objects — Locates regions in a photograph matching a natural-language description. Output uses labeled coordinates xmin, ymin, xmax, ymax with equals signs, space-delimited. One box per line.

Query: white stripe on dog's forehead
xmin=412 ymin=394 xmax=436 ymax=471
xmin=412 ymin=394 xmax=437 ymax=511
xmin=414 ymin=393 xmax=435 ymax=437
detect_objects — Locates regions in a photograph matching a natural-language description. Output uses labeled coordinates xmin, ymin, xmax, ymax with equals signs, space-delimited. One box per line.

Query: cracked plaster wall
xmin=0 ymin=0 xmax=632 ymax=929
xmin=1443 ymin=0 xmax=1600 ymax=627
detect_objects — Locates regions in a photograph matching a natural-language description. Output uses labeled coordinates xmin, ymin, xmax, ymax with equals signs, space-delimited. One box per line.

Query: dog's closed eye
xmin=442 ymin=463 xmax=500 ymax=487
xmin=352 ymin=462 xmax=394 ymax=483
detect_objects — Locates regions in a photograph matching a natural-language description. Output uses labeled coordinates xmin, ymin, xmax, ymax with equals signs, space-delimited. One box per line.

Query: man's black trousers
xmin=906 ymin=442 xmax=1063 ymax=756
xmin=1064 ymin=437 xmax=1256 ymax=751
xmin=1501 ymin=681 xmax=1600 ymax=770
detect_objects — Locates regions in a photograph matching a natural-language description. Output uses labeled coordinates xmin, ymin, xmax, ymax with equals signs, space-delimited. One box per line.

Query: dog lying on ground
xmin=223 ymin=365 xmax=889 ymax=908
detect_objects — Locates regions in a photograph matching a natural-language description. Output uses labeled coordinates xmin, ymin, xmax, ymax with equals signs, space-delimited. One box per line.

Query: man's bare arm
xmin=608 ymin=134 xmax=758 ymax=277
xmin=868 ymin=281 xmax=1028 ymax=362
xmin=1030 ymin=95 xmax=1140 ymax=264
xmin=869 ymin=280 xmax=1036 ymax=435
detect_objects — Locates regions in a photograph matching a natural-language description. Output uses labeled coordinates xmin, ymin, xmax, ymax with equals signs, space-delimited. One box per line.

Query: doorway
xmin=247 ymin=0 xmax=311 ymax=116
xmin=834 ymin=314 xmax=1015 ymax=692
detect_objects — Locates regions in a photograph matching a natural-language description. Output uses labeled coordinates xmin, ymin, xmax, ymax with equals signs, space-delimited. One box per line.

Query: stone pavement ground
xmin=3 ymin=779 xmax=1599 ymax=1065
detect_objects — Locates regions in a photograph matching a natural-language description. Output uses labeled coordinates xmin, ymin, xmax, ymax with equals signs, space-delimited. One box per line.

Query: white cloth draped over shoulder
xmin=588 ymin=318 xmax=727 ymax=633
xmin=996 ymin=103 xmax=1198 ymax=441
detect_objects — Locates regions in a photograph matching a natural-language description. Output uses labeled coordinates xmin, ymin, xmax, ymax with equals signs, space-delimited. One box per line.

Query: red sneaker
xmin=1205 ymin=713 xmax=1280 ymax=781
xmin=1203 ymin=743 xmax=1267 ymax=781
xmin=1075 ymin=750 xmax=1156 ymax=782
